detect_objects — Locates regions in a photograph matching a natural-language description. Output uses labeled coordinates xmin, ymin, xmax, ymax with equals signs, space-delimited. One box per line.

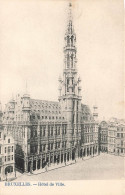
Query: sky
xmin=0 ymin=0 xmax=124 ymax=120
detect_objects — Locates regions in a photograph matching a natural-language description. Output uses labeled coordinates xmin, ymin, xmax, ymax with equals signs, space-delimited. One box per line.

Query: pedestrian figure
xmin=15 ymin=170 xmax=16 ymax=177
xmin=45 ymin=163 xmax=48 ymax=172
xmin=6 ymin=172 xmax=8 ymax=181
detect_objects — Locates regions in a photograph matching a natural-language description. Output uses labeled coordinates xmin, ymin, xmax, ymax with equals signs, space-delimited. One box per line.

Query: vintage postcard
xmin=0 ymin=0 xmax=124 ymax=194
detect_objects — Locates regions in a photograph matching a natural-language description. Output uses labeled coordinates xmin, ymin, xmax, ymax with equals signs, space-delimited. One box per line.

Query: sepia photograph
xmin=0 ymin=0 xmax=124 ymax=194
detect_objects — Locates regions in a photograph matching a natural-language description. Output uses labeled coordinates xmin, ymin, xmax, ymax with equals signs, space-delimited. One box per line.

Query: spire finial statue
xmin=68 ymin=1 xmax=72 ymax=21
xmin=12 ymin=92 xmax=14 ymax=100
xmin=69 ymin=1 xmax=72 ymax=7
xmin=23 ymin=79 xmax=30 ymax=97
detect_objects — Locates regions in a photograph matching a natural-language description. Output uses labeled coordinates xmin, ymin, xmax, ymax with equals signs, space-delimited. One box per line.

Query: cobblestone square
xmin=15 ymin=154 xmax=124 ymax=181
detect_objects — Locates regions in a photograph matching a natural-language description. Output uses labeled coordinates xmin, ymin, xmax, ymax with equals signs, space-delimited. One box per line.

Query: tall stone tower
xmin=59 ymin=3 xmax=82 ymax=155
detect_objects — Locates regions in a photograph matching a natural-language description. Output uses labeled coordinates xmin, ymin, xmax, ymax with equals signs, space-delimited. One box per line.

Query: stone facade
xmin=115 ymin=123 xmax=125 ymax=156
xmin=108 ymin=122 xmax=116 ymax=154
xmin=99 ymin=121 xmax=108 ymax=153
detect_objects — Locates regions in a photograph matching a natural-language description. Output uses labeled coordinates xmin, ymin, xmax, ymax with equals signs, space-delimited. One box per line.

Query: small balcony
xmin=63 ymin=46 xmax=76 ymax=51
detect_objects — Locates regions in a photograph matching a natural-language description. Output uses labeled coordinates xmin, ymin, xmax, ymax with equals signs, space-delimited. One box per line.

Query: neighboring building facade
xmin=99 ymin=121 xmax=108 ymax=153
xmin=2 ymin=3 xmax=99 ymax=173
xmin=108 ymin=122 xmax=117 ymax=154
xmin=115 ymin=123 xmax=125 ymax=156
xmin=99 ymin=118 xmax=125 ymax=156
xmin=3 ymin=135 xmax=15 ymax=180
xmin=0 ymin=103 xmax=15 ymax=181
xmin=81 ymin=121 xmax=99 ymax=158
xmin=0 ymin=103 xmax=4 ymax=181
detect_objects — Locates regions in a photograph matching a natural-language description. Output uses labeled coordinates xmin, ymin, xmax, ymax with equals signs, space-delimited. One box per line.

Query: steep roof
xmin=29 ymin=99 xmax=63 ymax=122
xmin=81 ymin=104 xmax=94 ymax=122
xmin=30 ymin=99 xmax=61 ymax=112
xmin=81 ymin=104 xmax=92 ymax=115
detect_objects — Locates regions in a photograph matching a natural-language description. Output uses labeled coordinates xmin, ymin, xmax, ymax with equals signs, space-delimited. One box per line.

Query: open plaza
xmin=14 ymin=153 xmax=124 ymax=181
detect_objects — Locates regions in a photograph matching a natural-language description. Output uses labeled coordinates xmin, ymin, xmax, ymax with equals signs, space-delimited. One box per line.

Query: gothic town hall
xmin=2 ymin=3 xmax=99 ymax=173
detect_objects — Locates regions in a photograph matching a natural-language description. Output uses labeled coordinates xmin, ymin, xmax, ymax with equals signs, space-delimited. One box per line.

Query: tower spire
xmin=25 ymin=80 xmax=29 ymax=95
xmin=26 ymin=80 xmax=27 ymax=94
xmin=67 ymin=1 xmax=74 ymax=35
xmin=11 ymin=92 xmax=14 ymax=101
xmin=68 ymin=1 xmax=72 ymax=20
xmin=58 ymin=1 xmax=81 ymax=98
xmin=23 ymin=80 xmax=30 ymax=98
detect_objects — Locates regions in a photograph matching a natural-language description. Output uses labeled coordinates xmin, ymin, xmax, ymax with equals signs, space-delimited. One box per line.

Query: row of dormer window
xmin=31 ymin=115 xmax=63 ymax=120
xmin=31 ymin=101 xmax=60 ymax=110
xmin=32 ymin=110 xmax=61 ymax=114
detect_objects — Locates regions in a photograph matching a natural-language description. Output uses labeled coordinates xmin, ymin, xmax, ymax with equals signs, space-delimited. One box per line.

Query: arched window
xmin=67 ymin=54 xmax=70 ymax=68
xmin=71 ymin=54 xmax=73 ymax=68
xmin=71 ymin=35 xmax=74 ymax=46
xmin=67 ymin=78 xmax=69 ymax=92
xmin=67 ymin=36 xmax=70 ymax=47
xmin=5 ymin=166 xmax=13 ymax=174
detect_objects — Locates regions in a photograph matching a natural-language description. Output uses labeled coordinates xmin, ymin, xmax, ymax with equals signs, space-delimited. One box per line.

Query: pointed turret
xmin=23 ymin=80 xmax=30 ymax=98
xmin=93 ymin=105 xmax=98 ymax=121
